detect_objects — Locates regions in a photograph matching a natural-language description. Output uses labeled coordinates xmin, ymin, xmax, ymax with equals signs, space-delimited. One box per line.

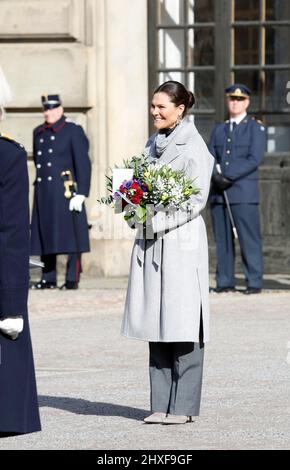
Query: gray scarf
xmin=154 ymin=120 xmax=184 ymax=158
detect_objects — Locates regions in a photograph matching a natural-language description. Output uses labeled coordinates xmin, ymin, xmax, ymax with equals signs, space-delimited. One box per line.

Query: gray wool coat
xmin=121 ymin=118 xmax=214 ymax=343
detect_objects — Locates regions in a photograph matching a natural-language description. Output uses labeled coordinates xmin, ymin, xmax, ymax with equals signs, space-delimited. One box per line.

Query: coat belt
xmin=136 ymin=233 xmax=162 ymax=267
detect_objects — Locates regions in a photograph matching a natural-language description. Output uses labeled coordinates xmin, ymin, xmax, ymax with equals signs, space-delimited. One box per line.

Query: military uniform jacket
xmin=0 ymin=135 xmax=29 ymax=315
xmin=30 ymin=115 xmax=91 ymax=255
xmin=209 ymin=116 xmax=266 ymax=204
xmin=0 ymin=134 xmax=41 ymax=433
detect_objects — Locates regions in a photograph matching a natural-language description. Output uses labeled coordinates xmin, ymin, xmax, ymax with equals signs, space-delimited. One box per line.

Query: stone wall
xmin=0 ymin=0 xmax=148 ymax=276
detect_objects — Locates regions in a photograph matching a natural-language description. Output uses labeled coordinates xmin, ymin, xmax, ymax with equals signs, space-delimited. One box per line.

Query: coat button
xmin=225 ymin=162 xmax=229 ymax=166
xmin=227 ymin=138 xmax=231 ymax=142
xmin=37 ymin=150 xmax=42 ymax=155
xmin=50 ymin=136 xmax=55 ymax=140
xmin=47 ymin=162 xmax=52 ymax=167
xmin=37 ymin=177 xmax=42 ymax=182
xmin=48 ymin=149 xmax=53 ymax=153
xmin=39 ymin=138 xmax=44 ymax=143
xmin=226 ymin=150 xmax=231 ymax=154
xmin=47 ymin=176 xmax=52 ymax=181
xmin=36 ymin=164 xmax=41 ymax=169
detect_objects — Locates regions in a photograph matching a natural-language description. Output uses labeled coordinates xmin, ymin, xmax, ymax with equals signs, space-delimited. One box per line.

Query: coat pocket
xmin=174 ymin=215 xmax=200 ymax=251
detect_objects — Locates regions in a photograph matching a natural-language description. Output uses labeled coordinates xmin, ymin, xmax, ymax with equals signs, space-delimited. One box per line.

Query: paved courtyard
xmin=0 ymin=275 xmax=290 ymax=450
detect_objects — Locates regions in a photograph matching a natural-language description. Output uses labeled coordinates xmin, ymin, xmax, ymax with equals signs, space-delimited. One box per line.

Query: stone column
xmin=87 ymin=0 xmax=149 ymax=276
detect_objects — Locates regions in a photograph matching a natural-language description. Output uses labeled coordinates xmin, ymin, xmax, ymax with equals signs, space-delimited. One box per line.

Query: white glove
xmin=0 ymin=316 xmax=24 ymax=340
xmin=69 ymin=195 xmax=85 ymax=212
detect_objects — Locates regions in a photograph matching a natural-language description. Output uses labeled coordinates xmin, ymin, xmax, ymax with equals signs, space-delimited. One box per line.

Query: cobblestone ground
xmin=0 ymin=276 xmax=290 ymax=450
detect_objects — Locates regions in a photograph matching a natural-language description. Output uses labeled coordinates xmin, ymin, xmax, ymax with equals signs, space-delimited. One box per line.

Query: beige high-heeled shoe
xmin=162 ymin=414 xmax=194 ymax=425
xmin=143 ymin=412 xmax=166 ymax=424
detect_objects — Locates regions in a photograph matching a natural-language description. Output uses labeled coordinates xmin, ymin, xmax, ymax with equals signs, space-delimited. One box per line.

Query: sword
xmin=216 ymin=164 xmax=238 ymax=240
xmin=60 ymin=170 xmax=77 ymax=199
xmin=29 ymin=258 xmax=44 ymax=269
xmin=60 ymin=170 xmax=80 ymax=257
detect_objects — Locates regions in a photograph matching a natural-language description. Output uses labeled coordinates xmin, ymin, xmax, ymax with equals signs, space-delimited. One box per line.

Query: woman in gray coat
xmin=122 ymin=81 xmax=214 ymax=425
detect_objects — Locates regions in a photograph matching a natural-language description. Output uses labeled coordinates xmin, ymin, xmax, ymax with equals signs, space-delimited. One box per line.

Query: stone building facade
xmin=0 ymin=0 xmax=148 ymax=276
xmin=0 ymin=0 xmax=289 ymax=275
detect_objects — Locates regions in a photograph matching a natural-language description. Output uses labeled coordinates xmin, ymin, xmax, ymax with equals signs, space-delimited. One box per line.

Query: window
xmin=148 ymin=0 xmax=217 ymax=141
xmin=148 ymin=0 xmax=290 ymax=153
xmin=232 ymin=0 xmax=290 ymax=153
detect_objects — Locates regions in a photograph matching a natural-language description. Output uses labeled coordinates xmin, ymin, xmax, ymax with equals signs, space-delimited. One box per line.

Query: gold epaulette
xmin=0 ymin=132 xmax=24 ymax=148
xmin=0 ymin=132 xmax=13 ymax=140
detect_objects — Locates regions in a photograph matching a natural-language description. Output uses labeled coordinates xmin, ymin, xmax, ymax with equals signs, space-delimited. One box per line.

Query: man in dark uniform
xmin=209 ymin=84 xmax=266 ymax=294
xmin=30 ymin=94 xmax=91 ymax=290
xmin=0 ymin=66 xmax=41 ymax=435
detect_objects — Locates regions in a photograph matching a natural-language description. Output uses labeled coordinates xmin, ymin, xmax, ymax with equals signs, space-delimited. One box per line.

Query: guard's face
xmin=44 ymin=106 xmax=64 ymax=124
xmin=227 ymin=96 xmax=250 ymax=117
xmin=151 ymin=92 xmax=185 ymax=129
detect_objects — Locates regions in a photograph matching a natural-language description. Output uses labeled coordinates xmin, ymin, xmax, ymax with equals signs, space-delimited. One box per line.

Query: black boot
xmin=30 ymin=279 xmax=56 ymax=290
xmin=244 ymin=287 xmax=262 ymax=295
xmin=211 ymin=287 xmax=236 ymax=293
xmin=59 ymin=281 xmax=78 ymax=290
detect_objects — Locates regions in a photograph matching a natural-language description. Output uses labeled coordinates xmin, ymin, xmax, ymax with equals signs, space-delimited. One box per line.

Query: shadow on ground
xmin=39 ymin=395 xmax=147 ymax=421
xmin=210 ymin=276 xmax=290 ymax=291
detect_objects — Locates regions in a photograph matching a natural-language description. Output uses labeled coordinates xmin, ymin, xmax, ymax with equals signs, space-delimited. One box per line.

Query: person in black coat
xmin=30 ymin=95 xmax=91 ymax=290
xmin=0 ymin=67 xmax=41 ymax=434
xmin=209 ymin=84 xmax=266 ymax=294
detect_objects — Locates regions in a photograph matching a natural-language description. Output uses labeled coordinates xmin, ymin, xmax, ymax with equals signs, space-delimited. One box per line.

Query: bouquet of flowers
xmin=99 ymin=154 xmax=200 ymax=225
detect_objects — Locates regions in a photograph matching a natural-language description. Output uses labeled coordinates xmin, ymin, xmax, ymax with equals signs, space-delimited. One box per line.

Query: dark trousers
xmin=41 ymin=254 xmax=82 ymax=283
xmin=211 ymin=203 xmax=263 ymax=289
xmin=149 ymin=340 xmax=204 ymax=416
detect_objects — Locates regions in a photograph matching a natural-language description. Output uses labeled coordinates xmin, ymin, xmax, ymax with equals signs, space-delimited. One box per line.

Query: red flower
xmin=131 ymin=195 xmax=142 ymax=204
xmin=131 ymin=181 xmax=139 ymax=190
xmin=131 ymin=187 xmax=144 ymax=204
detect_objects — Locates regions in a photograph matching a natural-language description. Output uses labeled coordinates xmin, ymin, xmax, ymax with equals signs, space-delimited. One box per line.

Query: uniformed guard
xmin=0 ymin=66 xmax=41 ymax=435
xmin=30 ymin=94 xmax=91 ymax=290
xmin=209 ymin=83 xmax=266 ymax=294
